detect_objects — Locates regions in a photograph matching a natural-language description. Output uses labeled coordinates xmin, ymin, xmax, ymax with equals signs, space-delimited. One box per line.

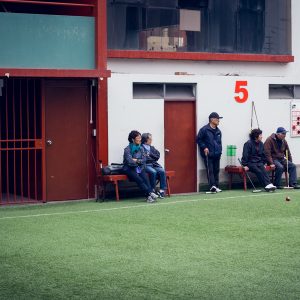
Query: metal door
xmin=164 ymin=101 xmax=197 ymax=193
xmin=44 ymin=79 xmax=94 ymax=201
xmin=0 ymin=78 xmax=43 ymax=204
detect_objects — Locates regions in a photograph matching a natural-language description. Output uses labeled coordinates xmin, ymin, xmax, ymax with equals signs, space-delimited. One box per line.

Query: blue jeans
xmin=145 ymin=165 xmax=166 ymax=190
xmin=273 ymin=159 xmax=297 ymax=186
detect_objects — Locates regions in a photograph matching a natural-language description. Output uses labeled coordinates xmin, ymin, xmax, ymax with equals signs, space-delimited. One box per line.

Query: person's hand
xmin=132 ymin=158 xmax=138 ymax=162
xmin=270 ymin=164 xmax=275 ymax=170
xmin=243 ymin=166 xmax=249 ymax=171
xmin=204 ymin=148 xmax=209 ymax=156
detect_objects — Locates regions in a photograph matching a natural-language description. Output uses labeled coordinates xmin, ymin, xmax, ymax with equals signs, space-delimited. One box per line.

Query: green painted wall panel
xmin=0 ymin=13 xmax=95 ymax=69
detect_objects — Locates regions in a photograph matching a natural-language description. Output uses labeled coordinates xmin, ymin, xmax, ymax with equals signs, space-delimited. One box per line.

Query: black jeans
xmin=123 ymin=168 xmax=152 ymax=196
xmin=248 ymin=163 xmax=271 ymax=187
xmin=203 ymin=156 xmax=220 ymax=188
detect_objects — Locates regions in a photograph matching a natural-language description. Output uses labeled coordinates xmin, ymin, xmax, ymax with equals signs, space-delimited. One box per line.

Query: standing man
xmin=264 ymin=127 xmax=300 ymax=189
xmin=196 ymin=112 xmax=223 ymax=193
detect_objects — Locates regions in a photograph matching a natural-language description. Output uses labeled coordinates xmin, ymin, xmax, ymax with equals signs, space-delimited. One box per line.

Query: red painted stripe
xmin=0 ymin=69 xmax=111 ymax=78
xmin=108 ymin=50 xmax=294 ymax=63
xmin=96 ymin=0 xmax=108 ymax=73
xmin=97 ymin=78 xmax=108 ymax=166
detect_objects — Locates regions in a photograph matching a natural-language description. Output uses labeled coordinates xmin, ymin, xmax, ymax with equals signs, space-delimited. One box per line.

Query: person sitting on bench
xmin=264 ymin=127 xmax=300 ymax=189
xmin=122 ymin=130 xmax=158 ymax=203
xmin=141 ymin=133 xmax=166 ymax=198
xmin=241 ymin=129 xmax=276 ymax=192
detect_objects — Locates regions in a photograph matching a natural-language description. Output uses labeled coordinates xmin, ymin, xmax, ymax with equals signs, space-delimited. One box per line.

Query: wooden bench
xmin=97 ymin=170 xmax=175 ymax=201
xmin=224 ymin=165 xmax=287 ymax=191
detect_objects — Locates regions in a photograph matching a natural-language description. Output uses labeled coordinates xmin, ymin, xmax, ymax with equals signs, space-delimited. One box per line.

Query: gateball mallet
xmin=238 ymin=158 xmax=262 ymax=193
xmin=205 ymin=153 xmax=216 ymax=194
xmin=284 ymin=149 xmax=293 ymax=189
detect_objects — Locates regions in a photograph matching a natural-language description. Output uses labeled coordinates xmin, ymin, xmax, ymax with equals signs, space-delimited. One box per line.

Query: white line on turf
xmin=0 ymin=192 xmax=296 ymax=221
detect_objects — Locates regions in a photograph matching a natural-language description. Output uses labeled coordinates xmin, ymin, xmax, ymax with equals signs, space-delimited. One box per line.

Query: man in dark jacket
xmin=241 ymin=129 xmax=276 ymax=192
xmin=264 ymin=127 xmax=300 ymax=189
xmin=196 ymin=112 xmax=223 ymax=193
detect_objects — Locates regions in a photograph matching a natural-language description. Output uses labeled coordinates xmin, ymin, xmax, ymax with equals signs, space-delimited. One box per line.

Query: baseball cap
xmin=276 ymin=127 xmax=288 ymax=134
xmin=209 ymin=112 xmax=223 ymax=119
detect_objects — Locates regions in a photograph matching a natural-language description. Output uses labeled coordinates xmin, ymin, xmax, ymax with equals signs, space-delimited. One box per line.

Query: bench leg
xmin=166 ymin=176 xmax=171 ymax=197
xmin=96 ymin=180 xmax=105 ymax=201
xmin=228 ymin=174 xmax=233 ymax=190
xmin=113 ymin=181 xmax=120 ymax=201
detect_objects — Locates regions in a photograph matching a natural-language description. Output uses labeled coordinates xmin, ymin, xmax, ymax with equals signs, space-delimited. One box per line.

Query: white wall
xmin=108 ymin=74 xmax=164 ymax=164
xmin=108 ymin=74 xmax=300 ymax=165
xmin=107 ymin=0 xmax=300 ymax=186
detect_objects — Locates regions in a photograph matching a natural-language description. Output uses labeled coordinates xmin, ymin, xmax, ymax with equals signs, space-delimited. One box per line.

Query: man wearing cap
xmin=196 ymin=112 xmax=223 ymax=193
xmin=264 ymin=127 xmax=300 ymax=189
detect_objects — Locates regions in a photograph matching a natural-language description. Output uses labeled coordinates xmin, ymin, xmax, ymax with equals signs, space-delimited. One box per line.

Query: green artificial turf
xmin=1 ymin=190 xmax=300 ymax=300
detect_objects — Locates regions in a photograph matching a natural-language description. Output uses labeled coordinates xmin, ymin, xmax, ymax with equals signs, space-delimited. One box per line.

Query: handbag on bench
xmin=102 ymin=163 xmax=124 ymax=175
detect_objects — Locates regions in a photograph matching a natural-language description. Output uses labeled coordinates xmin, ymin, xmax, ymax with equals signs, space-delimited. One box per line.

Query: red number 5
xmin=234 ymin=81 xmax=248 ymax=103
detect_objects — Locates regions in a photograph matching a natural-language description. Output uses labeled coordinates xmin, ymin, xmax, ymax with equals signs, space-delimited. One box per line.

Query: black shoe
xmin=210 ymin=186 xmax=217 ymax=193
xmin=157 ymin=191 xmax=165 ymax=199
xmin=292 ymin=185 xmax=300 ymax=189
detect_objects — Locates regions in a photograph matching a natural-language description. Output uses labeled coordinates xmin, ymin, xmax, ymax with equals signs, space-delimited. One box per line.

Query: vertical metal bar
xmin=20 ymin=77 xmax=23 ymax=202
xmin=33 ymin=79 xmax=37 ymax=201
xmin=6 ymin=78 xmax=10 ymax=203
xmin=26 ymin=78 xmax=30 ymax=201
xmin=13 ymin=79 xmax=16 ymax=202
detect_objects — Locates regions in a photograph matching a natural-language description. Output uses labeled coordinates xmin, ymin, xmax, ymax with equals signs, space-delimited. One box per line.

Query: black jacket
xmin=241 ymin=139 xmax=267 ymax=166
xmin=196 ymin=124 xmax=222 ymax=158
xmin=142 ymin=144 xmax=162 ymax=168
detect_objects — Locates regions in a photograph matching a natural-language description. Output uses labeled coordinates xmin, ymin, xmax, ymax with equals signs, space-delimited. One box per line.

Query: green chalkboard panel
xmin=0 ymin=13 xmax=95 ymax=69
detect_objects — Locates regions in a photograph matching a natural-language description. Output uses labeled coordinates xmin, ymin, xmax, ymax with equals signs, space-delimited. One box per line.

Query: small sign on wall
xmin=291 ymin=101 xmax=300 ymax=137
xmin=180 ymin=9 xmax=201 ymax=32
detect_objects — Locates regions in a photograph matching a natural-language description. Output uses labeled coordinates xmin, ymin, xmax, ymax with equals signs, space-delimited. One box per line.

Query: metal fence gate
xmin=0 ymin=78 xmax=43 ymax=204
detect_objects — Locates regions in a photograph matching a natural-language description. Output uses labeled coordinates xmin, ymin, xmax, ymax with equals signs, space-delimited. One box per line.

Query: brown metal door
xmin=0 ymin=78 xmax=43 ymax=204
xmin=164 ymin=101 xmax=197 ymax=193
xmin=44 ymin=80 xmax=92 ymax=201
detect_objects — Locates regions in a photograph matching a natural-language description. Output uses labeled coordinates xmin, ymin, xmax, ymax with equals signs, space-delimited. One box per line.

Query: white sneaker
xmin=146 ymin=196 xmax=156 ymax=203
xmin=150 ymin=192 xmax=159 ymax=199
xmin=265 ymin=183 xmax=276 ymax=192
xmin=216 ymin=187 xmax=222 ymax=193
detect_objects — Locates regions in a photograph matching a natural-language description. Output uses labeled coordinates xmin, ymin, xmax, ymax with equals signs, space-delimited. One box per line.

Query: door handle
xmin=46 ymin=140 xmax=53 ymax=146
xmin=165 ymin=148 xmax=170 ymax=153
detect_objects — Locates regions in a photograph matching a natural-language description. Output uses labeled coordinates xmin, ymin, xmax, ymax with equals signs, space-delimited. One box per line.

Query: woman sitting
xmin=122 ymin=130 xmax=158 ymax=203
xmin=241 ymin=129 xmax=276 ymax=192
xmin=141 ymin=133 xmax=167 ymax=198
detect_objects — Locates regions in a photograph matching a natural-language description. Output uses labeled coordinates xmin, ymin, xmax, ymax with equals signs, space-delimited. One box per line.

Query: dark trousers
xmin=248 ymin=164 xmax=270 ymax=187
xmin=123 ymin=168 xmax=152 ymax=196
xmin=203 ymin=156 xmax=220 ymax=188
xmin=273 ymin=159 xmax=297 ymax=186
